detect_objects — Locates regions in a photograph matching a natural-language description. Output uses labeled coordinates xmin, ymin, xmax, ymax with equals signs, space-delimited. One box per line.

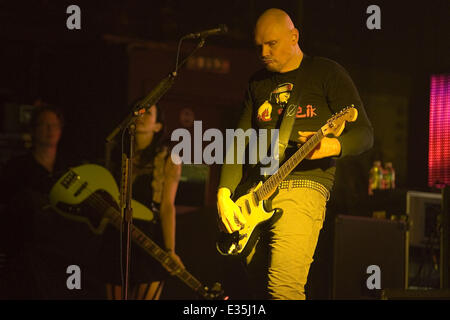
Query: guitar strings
xmin=67 ymin=179 xmax=166 ymax=258
xmin=59 ymin=177 xmax=203 ymax=290
xmin=257 ymin=129 xmax=323 ymax=199
xmin=68 ymin=179 xmax=195 ymax=282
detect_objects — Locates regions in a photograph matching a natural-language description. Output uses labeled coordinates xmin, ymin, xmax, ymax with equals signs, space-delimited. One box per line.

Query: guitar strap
xmin=276 ymin=55 xmax=312 ymax=162
xmin=262 ymin=56 xmax=312 ymax=207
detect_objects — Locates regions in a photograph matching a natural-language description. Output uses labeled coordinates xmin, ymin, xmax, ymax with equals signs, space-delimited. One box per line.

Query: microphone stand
xmin=105 ymin=36 xmax=206 ymax=300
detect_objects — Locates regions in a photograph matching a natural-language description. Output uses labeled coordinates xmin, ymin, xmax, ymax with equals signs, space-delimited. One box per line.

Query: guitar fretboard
xmin=103 ymin=207 xmax=209 ymax=298
xmin=255 ymin=129 xmax=324 ymax=201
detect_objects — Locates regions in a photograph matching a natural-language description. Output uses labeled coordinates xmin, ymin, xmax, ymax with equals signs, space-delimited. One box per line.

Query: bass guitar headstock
xmin=201 ymin=282 xmax=229 ymax=300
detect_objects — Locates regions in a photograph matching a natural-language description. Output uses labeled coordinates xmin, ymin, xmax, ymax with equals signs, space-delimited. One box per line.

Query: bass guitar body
xmin=49 ymin=164 xmax=153 ymax=234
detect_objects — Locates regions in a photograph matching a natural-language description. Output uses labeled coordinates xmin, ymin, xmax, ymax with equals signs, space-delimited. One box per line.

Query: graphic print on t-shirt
xmin=257 ymin=82 xmax=318 ymax=122
xmin=277 ymin=104 xmax=317 ymax=118
xmin=257 ymin=82 xmax=293 ymax=122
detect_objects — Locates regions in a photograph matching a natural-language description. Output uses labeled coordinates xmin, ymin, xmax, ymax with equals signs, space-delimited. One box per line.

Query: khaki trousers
xmin=246 ymin=185 xmax=328 ymax=300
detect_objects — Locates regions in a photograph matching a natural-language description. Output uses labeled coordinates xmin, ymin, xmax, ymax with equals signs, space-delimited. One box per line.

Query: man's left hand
xmin=297 ymin=131 xmax=341 ymax=159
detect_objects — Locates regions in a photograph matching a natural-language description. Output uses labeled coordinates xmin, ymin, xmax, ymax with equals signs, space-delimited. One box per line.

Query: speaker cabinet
xmin=332 ymin=215 xmax=408 ymax=299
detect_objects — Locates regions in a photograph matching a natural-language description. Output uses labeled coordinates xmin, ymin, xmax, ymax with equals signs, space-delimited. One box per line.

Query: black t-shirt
xmin=0 ymin=152 xmax=68 ymax=251
xmin=0 ymin=152 xmax=104 ymax=298
xmin=0 ymin=152 xmax=64 ymax=204
xmin=219 ymin=55 xmax=373 ymax=192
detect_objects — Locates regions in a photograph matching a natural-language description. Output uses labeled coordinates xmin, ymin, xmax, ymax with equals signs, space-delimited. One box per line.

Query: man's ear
xmin=291 ymin=28 xmax=299 ymax=43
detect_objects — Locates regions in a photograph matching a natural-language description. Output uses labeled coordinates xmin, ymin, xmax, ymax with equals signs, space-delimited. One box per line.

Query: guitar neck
xmin=255 ymin=129 xmax=324 ymax=200
xmin=105 ymin=209 xmax=209 ymax=298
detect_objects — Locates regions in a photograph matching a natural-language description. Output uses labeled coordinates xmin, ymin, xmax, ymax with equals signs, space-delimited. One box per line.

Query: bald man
xmin=217 ymin=9 xmax=373 ymax=299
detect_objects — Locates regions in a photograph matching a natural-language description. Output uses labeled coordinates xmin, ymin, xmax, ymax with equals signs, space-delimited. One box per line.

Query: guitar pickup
xmin=74 ymin=182 xmax=88 ymax=197
xmin=244 ymin=200 xmax=251 ymax=214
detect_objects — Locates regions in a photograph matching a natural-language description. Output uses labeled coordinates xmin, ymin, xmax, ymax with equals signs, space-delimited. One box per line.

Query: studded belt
xmin=278 ymin=179 xmax=330 ymax=201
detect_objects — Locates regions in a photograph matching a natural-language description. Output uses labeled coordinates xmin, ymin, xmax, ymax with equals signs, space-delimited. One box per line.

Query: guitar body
xmin=216 ymin=181 xmax=283 ymax=257
xmin=49 ymin=164 xmax=154 ymax=234
xmin=216 ymin=106 xmax=358 ymax=258
xmin=49 ymin=164 xmax=226 ymax=299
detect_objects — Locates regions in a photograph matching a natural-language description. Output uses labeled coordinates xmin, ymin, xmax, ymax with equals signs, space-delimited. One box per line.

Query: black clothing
xmin=0 ymin=152 xmax=103 ymax=299
xmin=100 ymin=148 xmax=169 ymax=285
xmin=0 ymin=153 xmax=67 ymax=260
xmin=218 ymin=55 xmax=374 ymax=193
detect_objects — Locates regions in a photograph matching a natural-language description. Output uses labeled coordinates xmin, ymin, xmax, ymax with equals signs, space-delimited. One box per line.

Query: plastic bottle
xmin=384 ymin=162 xmax=396 ymax=189
xmin=382 ymin=165 xmax=389 ymax=189
xmin=369 ymin=160 xmax=383 ymax=195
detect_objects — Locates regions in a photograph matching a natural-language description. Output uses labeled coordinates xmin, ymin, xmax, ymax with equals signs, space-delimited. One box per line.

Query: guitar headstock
xmin=321 ymin=106 xmax=358 ymax=137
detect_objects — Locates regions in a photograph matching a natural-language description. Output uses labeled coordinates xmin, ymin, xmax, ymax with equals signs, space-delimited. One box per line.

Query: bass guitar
xmin=49 ymin=164 xmax=225 ymax=300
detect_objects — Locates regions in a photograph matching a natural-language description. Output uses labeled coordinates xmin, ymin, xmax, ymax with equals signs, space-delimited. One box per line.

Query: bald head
xmin=254 ymin=8 xmax=302 ymax=73
xmin=255 ymin=8 xmax=295 ymax=36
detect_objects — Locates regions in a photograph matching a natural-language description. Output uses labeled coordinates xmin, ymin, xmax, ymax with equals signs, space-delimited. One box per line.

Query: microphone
xmin=184 ymin=24 xmax=228 ymax=39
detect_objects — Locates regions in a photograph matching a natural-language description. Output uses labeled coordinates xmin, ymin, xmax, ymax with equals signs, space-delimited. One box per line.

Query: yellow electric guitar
xmin=216 ymin=107 xmax=358 ymax=257
xmin=49 ymin=164 xmax=153 ymax=234
xmin=49 ymin=164 xmax=226 ymax=300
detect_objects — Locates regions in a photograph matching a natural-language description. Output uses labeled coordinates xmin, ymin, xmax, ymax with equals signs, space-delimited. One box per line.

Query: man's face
xmin=33 ymin=111 xmax=62 ymax=148
xmin=277 ymin=92 xmax=290 ymax=104
xmin=254 ymin=24 xmax=295 ymax=73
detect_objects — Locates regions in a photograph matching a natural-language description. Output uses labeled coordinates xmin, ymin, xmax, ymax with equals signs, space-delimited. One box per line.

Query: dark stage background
xmin=0 ymin=0 xmax=449 ymax=299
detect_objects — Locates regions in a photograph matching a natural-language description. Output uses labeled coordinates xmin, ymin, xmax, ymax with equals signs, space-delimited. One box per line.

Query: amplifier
xmin=332 ymin=215 xmax=408 ymax=299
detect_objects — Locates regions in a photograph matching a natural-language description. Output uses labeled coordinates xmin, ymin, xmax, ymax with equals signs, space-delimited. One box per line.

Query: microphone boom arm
xmin=104 ymin=34 xmax=208 ymax=300
xmin=106 ymin=37 xmax=206 ymax=143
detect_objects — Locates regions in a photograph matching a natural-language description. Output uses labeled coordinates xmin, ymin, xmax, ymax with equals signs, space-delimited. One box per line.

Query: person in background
xmin=102 ymin=104 xmax=185 ymax=300
xmin=0 ymin=103 xmax=66 ymax=298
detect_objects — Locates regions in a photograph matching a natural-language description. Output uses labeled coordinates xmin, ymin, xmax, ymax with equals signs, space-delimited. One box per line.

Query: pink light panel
xmin=428 ymin=74 xmax=450 ymax=188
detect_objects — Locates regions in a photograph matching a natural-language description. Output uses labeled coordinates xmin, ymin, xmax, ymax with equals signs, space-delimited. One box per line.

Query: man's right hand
xmin=216 ymin=188 xmax=247 ymax=233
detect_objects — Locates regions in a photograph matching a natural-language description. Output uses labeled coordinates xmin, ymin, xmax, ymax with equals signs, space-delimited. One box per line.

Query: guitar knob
xmin=239 ymin=233 xmax=247 ymax=240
